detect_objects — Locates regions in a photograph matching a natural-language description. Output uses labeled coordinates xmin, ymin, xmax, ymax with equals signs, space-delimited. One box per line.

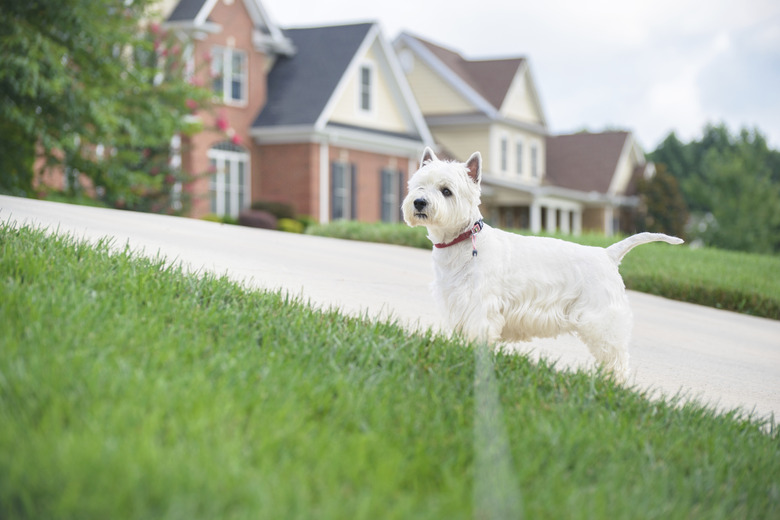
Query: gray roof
xmin=166 ymin=0 xmax=208 ymax=21
xmin=253 ymin=23 xmax=374 ymax=128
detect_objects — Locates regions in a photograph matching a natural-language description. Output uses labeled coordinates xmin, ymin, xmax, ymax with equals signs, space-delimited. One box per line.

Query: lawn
xmin=1 ymin=223 xmax=778 ymax=519
xmin=307 ymin=221 xmax=780 ymax=320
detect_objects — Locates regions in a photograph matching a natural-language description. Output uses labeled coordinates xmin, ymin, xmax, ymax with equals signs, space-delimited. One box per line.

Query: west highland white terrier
xmin=402 ymin=147 xmax=683 ymax=380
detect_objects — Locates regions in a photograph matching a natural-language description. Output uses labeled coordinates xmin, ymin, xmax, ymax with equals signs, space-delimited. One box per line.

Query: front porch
xmin=481 ymin=176 xmax=638 ymax=236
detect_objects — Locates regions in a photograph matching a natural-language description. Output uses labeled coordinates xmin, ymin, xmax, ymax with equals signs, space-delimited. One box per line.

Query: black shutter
xmin=398 ymin=168 xmax=405 ymax=223
xmin=330 ymin=162 xmax=336 ymax=221
xmin=350 ymin=164 xmax=357 ymax=221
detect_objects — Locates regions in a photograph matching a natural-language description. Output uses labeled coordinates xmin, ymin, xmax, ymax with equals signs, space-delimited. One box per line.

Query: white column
xmin=319 ymin=141 xmax=329 ymax=224
xmin=545 ymin=206 xmax=557 ymax=233
xmin=572 ymin=210 xmax=582 ymax=236
xmin=530 ymin=200 xmax=542 ymax=234
xmin=560 ymin=209 xmax=571 ymax=234
xmin=604 ymin=206 xmax=614 ymax=236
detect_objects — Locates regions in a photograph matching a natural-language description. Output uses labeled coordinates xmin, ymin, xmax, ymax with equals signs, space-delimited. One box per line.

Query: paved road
xmin=2 ymin=195 xmax=779 ymax=422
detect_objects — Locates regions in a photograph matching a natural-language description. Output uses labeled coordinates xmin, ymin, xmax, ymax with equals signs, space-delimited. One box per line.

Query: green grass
xmin=307 ymin=222 xmax=780 ymax=320
xmin=618 ymin=243 xmax=780 ymax=318
xmin=307 ymin=220 xmax=433 ymax=249
xmin=1 ymin=223 xmax=779 ymax=519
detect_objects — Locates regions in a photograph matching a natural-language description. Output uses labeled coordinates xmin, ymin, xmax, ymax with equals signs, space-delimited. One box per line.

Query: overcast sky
xmin=264 ymin=0 xmax=780 ymax=151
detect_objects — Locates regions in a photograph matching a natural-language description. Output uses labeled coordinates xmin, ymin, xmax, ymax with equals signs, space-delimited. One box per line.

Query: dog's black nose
xmin=414 ymin=198 xmax=427 ymax=211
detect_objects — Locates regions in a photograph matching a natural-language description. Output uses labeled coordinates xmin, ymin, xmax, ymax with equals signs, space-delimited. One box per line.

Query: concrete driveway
xmin=2 ymin=195 xmax=779 ymax=422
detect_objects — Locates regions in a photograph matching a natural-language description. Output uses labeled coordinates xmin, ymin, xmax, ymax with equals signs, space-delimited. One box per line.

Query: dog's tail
xmin=606 ymin=232 xmax=684 ymax=264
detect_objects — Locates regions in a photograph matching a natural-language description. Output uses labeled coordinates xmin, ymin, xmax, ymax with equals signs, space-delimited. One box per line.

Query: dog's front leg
xmin=455 ymin=301 xmax=504 ymax=345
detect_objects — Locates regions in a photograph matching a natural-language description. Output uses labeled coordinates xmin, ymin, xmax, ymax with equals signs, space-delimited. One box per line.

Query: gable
xmin=253 ymin=23 xmax=432 ymax=145
xmin=394 ymin=43 xmax=474 ymax=115
xmin=328 ymin=41 xmax=409 ymax=133
xmin=395 ymin=34 xmax=492 ymax=116
xmin=460 ymin=58 xmax=523 ymax=111
xmin=608 ymin=136 xmax=646 ymax=195
xmin=164 ymin=0 xmax=293 ymax=54
xmin=501 ymin=65 xmax=545 ymax=126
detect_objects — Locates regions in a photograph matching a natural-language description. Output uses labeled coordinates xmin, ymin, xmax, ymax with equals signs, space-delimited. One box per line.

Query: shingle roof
xmin=253 ymin=23 xmax=374 ymax=128
xmin=545 ymin=131 xmax=630 ymax=193
xmin=414 ymin=36 xmax=524 ymax=111
xmin=166 ymin=0 xmax=208 ymax=21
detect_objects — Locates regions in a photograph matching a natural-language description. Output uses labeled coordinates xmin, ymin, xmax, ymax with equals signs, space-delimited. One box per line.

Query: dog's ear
xmin=421 ymin=147 xmax=437 ymax=166
xmin=465 ymin=151 xmax=482 ymax=184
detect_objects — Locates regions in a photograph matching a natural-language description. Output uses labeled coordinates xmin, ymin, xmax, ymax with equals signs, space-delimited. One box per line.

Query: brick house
xmin=33 ymin=0 xmax=651 ymax=234
xmin=160 ymin=0 xmax=432 ymax=222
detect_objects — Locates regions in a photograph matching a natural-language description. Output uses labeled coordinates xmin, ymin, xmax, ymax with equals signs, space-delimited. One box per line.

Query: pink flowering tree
xmin=0 ymin=0 xmax=236 ymax=215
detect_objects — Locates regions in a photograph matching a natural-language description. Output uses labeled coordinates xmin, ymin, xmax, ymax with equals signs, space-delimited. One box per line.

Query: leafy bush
xmin=250 ymin=200 xmax=296 ymax=220
xmin=306 ymin=220 xmax=431 ymax=249
xmin=201 ymin=213 xmax=238 ymax=226
xmin=278 ymin=218 xmax=304 ymax=234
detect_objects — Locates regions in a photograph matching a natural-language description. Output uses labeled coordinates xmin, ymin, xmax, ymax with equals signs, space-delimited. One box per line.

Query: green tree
xmin=0 ymin=0 xmax=212 ymax=212
xmin=636 ymin=163 xmax=688 ymax=239
xmin=650 ymin=123 xmax=780 ymax=253
xmin=690 ymin=146 xmax=780 ymax=254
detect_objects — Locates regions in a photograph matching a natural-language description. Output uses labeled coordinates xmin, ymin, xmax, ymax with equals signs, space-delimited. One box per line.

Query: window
xmin=182 ymin=44 xmax=195 ymax=84
xmin=531 ymin=144 xmax=539 ymax=178
xmin=211 ymin=46 xmax=247 ymax=104
xmin=208 ymin=142 xmax=249 ymax=218
xmin=170 ymin=134 xmax=182 ymax=211
xmin=515 ymin=140 xmax=523 ymax=176
xmin=500 ymin=136 xmax=508 ymax=172
xmin=380 ymin=169 xmax=402 ymax=223
xmin=332 ymin=162 xmax=355 ymax=220
xmin=359 ymin=64 xmax=373 ymax=113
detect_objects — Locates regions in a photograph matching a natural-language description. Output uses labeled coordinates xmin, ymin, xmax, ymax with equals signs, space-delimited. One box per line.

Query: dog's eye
xmin=441 ymin=187 xmax=452 ymax=197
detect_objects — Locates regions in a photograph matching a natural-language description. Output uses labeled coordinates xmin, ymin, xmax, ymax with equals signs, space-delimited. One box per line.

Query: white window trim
xmin=207 ymin=145 xmax=250 ymax=218
xmin=211 ymin=45 xmax=248 ymax=107
xmin=357 ymin=61 xmax=376 ymax=117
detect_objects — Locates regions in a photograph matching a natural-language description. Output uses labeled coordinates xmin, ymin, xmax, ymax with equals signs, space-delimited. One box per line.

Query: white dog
xmin=402 ymin=147 xmax=683 ymax=380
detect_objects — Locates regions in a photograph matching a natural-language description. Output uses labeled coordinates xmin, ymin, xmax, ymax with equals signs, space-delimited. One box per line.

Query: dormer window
xmin=359 ymin=63 xmax=374 ymax=113
xmin=211 ymin=46 xmax=247 ymax=105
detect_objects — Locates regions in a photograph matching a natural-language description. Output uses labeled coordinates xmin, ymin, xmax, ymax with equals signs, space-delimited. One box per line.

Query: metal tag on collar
xmin=471 ymin=220 xmax=483 ymax=257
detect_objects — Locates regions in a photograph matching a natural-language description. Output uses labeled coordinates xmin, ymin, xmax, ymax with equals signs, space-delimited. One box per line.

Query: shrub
xmin=250 ymin=200 xmax=295 ymax=220
xmin=201 ymin=213 xmax=238 ymax=225
xmin=238 ymin=209 xmax=277 ymax=230
xmin=278 ymin=218 xmax=304 ymax=234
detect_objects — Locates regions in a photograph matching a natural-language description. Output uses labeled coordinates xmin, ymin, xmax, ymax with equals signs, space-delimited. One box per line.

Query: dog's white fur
xmin=402 ymin=147 xmax=683 ymax=380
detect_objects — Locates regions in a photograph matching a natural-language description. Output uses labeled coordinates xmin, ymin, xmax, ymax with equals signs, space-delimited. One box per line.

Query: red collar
xmin=434 ymin=220 xmax=484 ymax=256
